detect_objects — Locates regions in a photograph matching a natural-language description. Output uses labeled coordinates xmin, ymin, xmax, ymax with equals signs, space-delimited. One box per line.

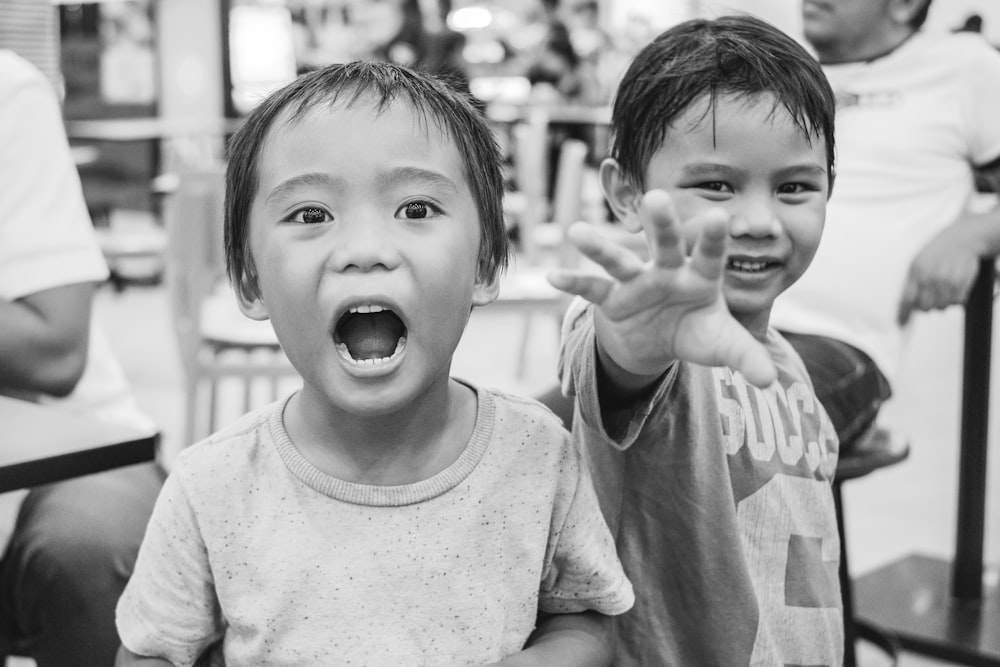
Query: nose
xmin=326 ymin=212 xmax=402 ymax=273
xmin=729 ymin=193 xmax=781 ymax=238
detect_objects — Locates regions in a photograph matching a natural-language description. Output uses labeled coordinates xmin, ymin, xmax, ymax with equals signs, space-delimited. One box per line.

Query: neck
xmin=284 ymin=379 xmax=477 ymax=485
xmin=815 ymin=27 xmax=916 ymax=65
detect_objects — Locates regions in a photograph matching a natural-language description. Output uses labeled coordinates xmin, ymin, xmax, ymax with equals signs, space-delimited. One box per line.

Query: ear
xmin=234 ymin=275 xmax=270 ymax=321
xmin=472 ymin=272 xmax=500 ymax=307
xmin=888 ymin=0 xmax=927 ymax=26
xmin=599 ymin=157 xmax=644 ymax=233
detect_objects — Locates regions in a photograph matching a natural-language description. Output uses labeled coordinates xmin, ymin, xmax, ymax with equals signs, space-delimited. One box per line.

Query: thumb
xmin=723 ymin=327 xmax=778 ymax=388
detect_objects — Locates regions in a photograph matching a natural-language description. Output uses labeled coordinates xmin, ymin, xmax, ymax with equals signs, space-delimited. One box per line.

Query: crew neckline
xmin=268 ymin=382 xmax=495 ymax=507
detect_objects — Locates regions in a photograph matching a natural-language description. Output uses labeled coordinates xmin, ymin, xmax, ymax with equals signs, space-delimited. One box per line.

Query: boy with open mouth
xmin=114 ymin=61 xmax=633 ymax=666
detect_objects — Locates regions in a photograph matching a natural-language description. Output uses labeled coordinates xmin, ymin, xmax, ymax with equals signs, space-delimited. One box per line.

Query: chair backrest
xmin=162 ymin=165 xmax=227 ymax=372
xmin=548 ymin=138 xmax=590 ymax=268
xmin=552 ymin=139 xmax=588 ymax=224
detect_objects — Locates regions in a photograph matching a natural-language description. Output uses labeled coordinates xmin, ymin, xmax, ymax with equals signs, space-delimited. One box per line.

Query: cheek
xmin=786 ymin=208 xmax=826 ymax=264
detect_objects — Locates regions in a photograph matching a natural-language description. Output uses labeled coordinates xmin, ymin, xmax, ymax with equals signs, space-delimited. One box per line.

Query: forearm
xmin=0 ymin=284 xmax=95 ymax=397
xmin=593 ymin=310 xmax=669 ymax=411
xmin=493 ymin=612 xmax=613 ymax=667
xmin=949 ymin=204 xmax=1000 ymax=258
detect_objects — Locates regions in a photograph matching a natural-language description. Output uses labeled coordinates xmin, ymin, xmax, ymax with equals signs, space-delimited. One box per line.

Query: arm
xmin=549 ymin=189 xmax=777 ymax=410
xmin=0 ymin=282 xmax=95 ymax=398
xmin=897 ymin=163 xmax=1000 ymax=324
xmin=488 ymin=612 xmax=612 ymax=667
xmin=115 ymin=646 xmax=176 ymax=667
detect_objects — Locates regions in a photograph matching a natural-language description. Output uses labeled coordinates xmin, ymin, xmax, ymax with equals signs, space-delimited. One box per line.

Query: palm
xmin=548 ymin=190 xmax=776 ymax=387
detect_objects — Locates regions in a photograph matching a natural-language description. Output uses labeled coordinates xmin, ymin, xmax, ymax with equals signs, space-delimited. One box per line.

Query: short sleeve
xmin=557 ymin=297 xmax=676 ymax=450
xmin=538 ymin=438 xmax=634 ymax=615
xmin=961 ymin=36 xmax=1000 ymax=167
xmin=116 ymin=473 xmax=223 ymax=666
xmin=0 ymin=52 xmax=107 ymax=301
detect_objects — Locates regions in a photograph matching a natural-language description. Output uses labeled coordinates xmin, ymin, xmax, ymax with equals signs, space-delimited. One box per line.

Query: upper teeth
xmin=349 ymin=305 xmax=385 ymax=314
xmin=731 ymin=260 xmax=766 ymax=271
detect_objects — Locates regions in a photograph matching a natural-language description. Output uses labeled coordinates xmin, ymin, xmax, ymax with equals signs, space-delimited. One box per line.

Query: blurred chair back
xmin=495 ymin=137 xmax=590 ymax=377
xmin=162 ymin=166 xmax=299 ymax=447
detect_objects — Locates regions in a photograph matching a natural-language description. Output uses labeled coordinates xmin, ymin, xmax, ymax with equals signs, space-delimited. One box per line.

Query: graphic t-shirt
xmin=560 ymin=303 xmax=843 ymax=666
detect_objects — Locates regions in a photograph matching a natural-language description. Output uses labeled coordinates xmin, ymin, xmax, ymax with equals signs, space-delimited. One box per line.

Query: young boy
xmin=115 ymin=62 xmax=633 ymax=666
xmin=547 ymin=15 xmax=843 ymax=666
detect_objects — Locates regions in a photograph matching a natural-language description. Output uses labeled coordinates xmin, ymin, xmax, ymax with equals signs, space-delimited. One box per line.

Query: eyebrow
xmin=376 ymin=166 xmax=461 ymax=195
xmin=681 ymin=162 xmax=827 ymax=178
xmin=264 ymin=172 xmax=336 ymax=207
xmin=263 ymin=167 xmax=461 ymax=207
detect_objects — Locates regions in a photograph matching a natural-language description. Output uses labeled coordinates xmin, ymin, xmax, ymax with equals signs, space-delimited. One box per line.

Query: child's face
xmin=643 ymin=93 xmax=829 ymax=334
xmin=237 ymin=99 xmax=497 ymax=416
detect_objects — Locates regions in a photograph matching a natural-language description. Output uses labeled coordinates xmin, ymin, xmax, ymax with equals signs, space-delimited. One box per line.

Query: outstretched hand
xmin=547 ymin=190 xmax=777 ymax=388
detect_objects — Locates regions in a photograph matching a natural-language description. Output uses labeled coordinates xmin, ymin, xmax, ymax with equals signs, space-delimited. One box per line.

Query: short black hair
xmin=609 ymin=15 xmax=836 ymax=189
xmin=225 ymin=61 xmax=508 ymax=298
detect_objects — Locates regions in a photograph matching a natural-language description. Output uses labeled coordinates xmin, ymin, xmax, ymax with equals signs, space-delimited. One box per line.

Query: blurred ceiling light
xmin=448 ymin=6 xmax=492 ymax=31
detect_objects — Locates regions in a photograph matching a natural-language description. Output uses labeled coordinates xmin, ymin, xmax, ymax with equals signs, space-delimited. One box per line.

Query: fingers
xmin=897 ymin=266 xmax=978 ymax=325
xmin=639 ymin=190 xmax=686 ymax=269
xmin=564 ymin=222 xmax=646 ymax=283
xmin=688 ymin=209 xmax=730 ymax=282
xmin=547 ymin=269 xmax=615 ymax=304
xmin=639 ymin=191 xmax=730 ymax=282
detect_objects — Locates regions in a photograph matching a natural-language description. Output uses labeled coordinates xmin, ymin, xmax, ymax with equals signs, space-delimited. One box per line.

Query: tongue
xmin=339 ymin=312 xmax=402 ymax=360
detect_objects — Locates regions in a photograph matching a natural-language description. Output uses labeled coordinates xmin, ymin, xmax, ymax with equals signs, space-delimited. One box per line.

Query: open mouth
xmin=334 ymin=305 xmax=407 ymax=364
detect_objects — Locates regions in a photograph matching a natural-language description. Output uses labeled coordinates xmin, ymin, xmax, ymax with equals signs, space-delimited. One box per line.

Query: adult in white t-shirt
xmin=772 ymin=0 xmax=1000 ymax=450
xmin=0 ymin=50 xmax=165 ymax=667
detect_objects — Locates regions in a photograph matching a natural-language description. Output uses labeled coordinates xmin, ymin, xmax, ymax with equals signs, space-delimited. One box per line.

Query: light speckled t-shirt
xmin=116 ymin=383 xmax=633 ymax=666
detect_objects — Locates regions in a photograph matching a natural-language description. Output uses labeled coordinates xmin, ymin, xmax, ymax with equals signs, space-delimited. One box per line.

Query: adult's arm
xmin=897 ymin=159 xmax=1000 ymax=324
xmin=0 ymin=282 xmax=96 ymax=398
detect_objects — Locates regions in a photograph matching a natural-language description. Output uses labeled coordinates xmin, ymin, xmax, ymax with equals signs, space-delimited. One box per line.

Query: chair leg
xmin=835 ymin=479 xmax=901 ymax=666
xmin=834 ymin=480 xmax=858 ymax=667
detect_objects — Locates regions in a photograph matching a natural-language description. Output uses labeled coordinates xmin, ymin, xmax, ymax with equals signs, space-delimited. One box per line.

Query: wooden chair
xmin=161 ymin=167 xmax=300 ymax=447
xmin=853 ymin=258 xmax=1000 ymax=666
xmin=834 ymin=427 xmax=910 ymax=666
xmin=495 ymin=136 xmax=590 ymax=376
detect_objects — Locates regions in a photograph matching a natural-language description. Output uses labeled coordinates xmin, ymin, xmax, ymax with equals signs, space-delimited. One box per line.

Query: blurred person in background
xmin=772 ymin=0 xmax=1000 ymax=451
xmin=344 ymin=0 xmax=471 ymax=92
xmin=0 ymin=49 xmax=165 ymax=667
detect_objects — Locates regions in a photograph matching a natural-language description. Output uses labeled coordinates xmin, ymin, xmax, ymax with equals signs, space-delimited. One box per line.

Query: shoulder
xmin=0 ymin=51 xmax=52 ymax=109
xmin=171 ymin=398 xmax=286 ymax=480
xmin=912 ymin=30 xmax=1000 ymax=65
xmin=480 ymin=386 xmax=569 ymax=436
xmin=0 ymin=50 xmax=43 ymax=89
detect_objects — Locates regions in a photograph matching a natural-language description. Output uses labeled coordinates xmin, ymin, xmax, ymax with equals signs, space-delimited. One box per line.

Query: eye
xmin=396 ymin=200 xmax=441 ymax=220
xmin=696 ymin=181 xmax=731 ymax=192
xmin=283 ymin=206 xmax=332 ymax=224
xmin=777 ymin=182 xmax=820 ymax=197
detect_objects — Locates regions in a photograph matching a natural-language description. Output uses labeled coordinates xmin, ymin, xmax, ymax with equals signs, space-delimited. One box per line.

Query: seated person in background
xmin=116 ymin=61 xmax=633 ymax=666
xmin=548 ymin=15 xmax=843 ymax=665
xmin=0 ymin=50 xmax=164 ymax=667
xmin=771 ymin=0 xmax=1000 ymax=450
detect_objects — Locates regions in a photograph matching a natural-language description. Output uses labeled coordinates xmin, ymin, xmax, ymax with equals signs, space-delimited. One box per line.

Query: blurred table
xmin=855 ymin=259 xmax=1000 ymax=666
xmin=65 ymin=116 xmax=239 ymax=143
xmin=0 ymin=395 xmax=158 ymax=492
